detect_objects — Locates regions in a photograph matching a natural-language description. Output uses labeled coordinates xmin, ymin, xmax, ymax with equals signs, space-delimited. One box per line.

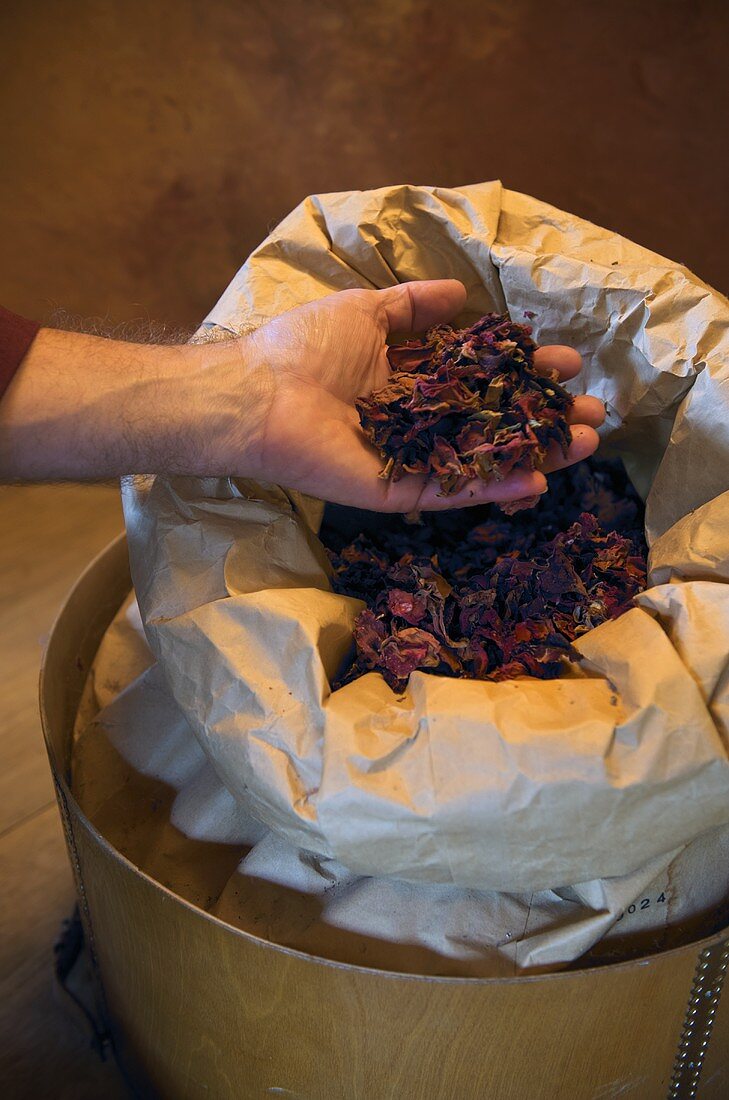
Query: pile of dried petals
xmin=356 ymin=312 xmax=573 ymax=499
xmin=325 ymin=459 xmax=647 ymax=692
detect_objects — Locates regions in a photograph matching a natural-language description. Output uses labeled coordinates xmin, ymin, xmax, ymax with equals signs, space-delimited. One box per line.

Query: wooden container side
xmin=40 ymin=536 xmax=729 ymax=1100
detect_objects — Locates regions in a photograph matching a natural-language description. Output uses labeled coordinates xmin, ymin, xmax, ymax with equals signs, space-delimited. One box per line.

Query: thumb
xmin=377 ymin=279 xmax=467 ymax=335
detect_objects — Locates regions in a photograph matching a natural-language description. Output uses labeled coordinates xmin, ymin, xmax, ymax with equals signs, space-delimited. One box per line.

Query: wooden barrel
xmin=40 ymin=535 xmax=729 ymax=1099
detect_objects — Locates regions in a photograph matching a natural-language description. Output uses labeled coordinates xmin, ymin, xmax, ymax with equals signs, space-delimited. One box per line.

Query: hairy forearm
xmin=0 ymin=328 xmax=264 ymax=481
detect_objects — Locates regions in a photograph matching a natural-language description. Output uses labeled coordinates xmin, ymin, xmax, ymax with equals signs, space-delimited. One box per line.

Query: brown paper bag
xmin=122 ymin=182 xmax=729 ymax=896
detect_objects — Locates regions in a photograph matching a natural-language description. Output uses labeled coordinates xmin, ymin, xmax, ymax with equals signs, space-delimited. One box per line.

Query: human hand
xmin=229 ymin=279 xmax=605 ymax=510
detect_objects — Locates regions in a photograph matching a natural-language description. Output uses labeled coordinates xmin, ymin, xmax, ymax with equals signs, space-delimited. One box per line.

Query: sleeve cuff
xmin=0 ymin=305 xmax=41 ymax=401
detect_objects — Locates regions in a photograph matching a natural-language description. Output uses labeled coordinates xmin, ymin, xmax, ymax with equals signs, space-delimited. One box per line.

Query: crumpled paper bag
xmin=72 ymin=595 xmax=729 ymax=976
xmin=123 ymin=181 xmax=729 ymax=894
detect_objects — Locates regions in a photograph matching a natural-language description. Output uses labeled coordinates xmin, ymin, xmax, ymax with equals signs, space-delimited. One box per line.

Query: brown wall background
xmin=1 ymin=0 xmax=727 ymax=331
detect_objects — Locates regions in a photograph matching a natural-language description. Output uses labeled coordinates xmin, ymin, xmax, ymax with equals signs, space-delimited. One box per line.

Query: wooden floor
xmin=0 ymin=484 xmax=131 ymax=1099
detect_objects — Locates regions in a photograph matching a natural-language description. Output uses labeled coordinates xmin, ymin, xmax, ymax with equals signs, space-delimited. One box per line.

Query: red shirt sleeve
xmin=0 ymin=305 xmax=41 ymax=401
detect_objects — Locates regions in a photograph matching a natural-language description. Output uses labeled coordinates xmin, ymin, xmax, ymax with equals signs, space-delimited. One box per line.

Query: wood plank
xmin=0 ymin=804 xmax=130 ymax=1098
xmin=0 ymin=483 xmax=128 ymax=1096
xmin=0 ymin=484 xmax=122 ymax=834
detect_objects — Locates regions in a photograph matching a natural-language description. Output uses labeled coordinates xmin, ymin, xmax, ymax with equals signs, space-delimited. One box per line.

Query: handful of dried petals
xmin=356 ymin=312 xmax=573 ymax=496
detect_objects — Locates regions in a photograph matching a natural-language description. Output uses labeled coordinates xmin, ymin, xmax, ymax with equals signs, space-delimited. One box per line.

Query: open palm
xmin=244 ymin=280 xmax=604 ymax=511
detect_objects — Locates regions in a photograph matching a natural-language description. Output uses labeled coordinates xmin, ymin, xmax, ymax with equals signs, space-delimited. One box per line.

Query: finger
xmin=541 ymin=424 xmax=600 ymax=473
xmin=404 ymin=468 xmax=548 ymax=513
xmin=567 ymin=395 xmax=605 ymax=428
xmin=375 ymin=425 xmax=598 ymax=512
xmin=377 ymin=279 xmax=467 ymax=335
xmin=534 ymin=344 xmax=582 ymax=381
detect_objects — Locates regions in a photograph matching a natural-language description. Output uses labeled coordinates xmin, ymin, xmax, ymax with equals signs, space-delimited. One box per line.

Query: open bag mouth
xmin=320 ymin=453 xmax=647 ymax=693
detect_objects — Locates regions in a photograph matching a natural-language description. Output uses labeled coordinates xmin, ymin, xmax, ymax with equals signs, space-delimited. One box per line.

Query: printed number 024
xmin=616 ymin=893 xmax=667 ymax=922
